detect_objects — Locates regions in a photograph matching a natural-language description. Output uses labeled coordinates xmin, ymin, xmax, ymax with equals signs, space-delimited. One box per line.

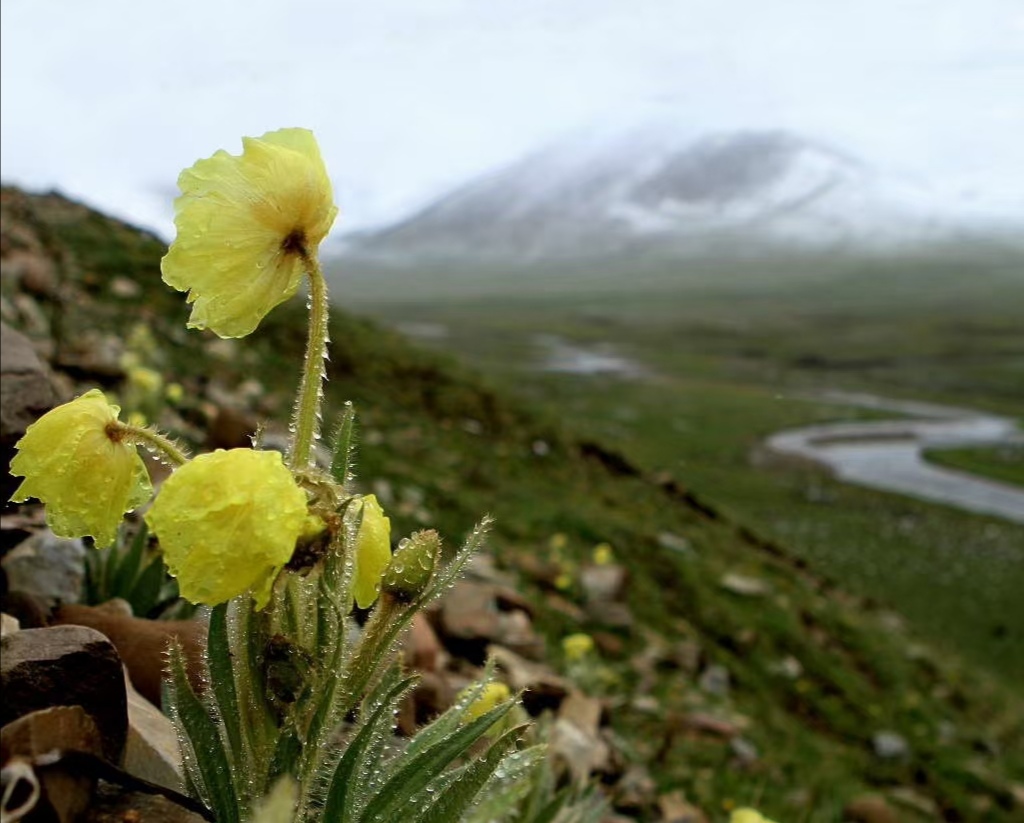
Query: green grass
xmin=924 ymin=444 xmax=1024 ymax=488
xmin=8 ymin=188 xmax=1024 ymax=822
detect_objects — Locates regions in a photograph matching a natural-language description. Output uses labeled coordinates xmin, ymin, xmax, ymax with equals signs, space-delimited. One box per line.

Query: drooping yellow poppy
xmin=146 ymin=449 xmax=308 ymax=608
xmin=161 ymin=128 xmax=338 ymax=339
xmin=352 ymin=494 xmax=392 ymax=609
xmin=9 ymin=389 xmax=152 ymax=547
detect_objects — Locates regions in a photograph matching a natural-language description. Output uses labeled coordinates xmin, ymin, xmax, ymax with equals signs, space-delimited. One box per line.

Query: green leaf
xmin=131 ymin=553 xmax=167 ymax=617
xmin=111 ymin=522 xmax=148 ymax=597
xmin=329 ymin=402 xmax=357 ymax=486
xmin=164 ymin=640 xmax=240 ymax=823
xmin=356 ymin=698 xmax=517 ymax=823
xmin=320 ymin=675 xmax=417 ymax=823
xmin=416 ymin=725 xmax=526 ymax=823
xmin=421 ymin=517 xmax=492 ymax=605
xmin=208 ymin=604 xmax=243 ymax=768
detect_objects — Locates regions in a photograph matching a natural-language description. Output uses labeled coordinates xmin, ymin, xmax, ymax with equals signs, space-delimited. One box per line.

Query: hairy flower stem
xmin=290 ymin=252 xmax=329 ymax=471
xmin=119 ymin=423 xmax=189 ymax=466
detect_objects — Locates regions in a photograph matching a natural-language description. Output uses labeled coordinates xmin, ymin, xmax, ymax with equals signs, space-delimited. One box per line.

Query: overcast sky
xmin=2 ymin=0 xmax=1022 ymax=239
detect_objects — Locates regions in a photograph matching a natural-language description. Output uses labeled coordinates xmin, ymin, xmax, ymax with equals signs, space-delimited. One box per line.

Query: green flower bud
xmin=381 ymin=530 xmax=440 ymax=603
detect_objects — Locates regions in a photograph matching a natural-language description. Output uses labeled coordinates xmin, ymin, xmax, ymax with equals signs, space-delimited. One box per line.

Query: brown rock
xmin=404 ymin=611 xmax=445 ymax=672
xmin=52 ymin=603 xmax=206 ymax=709
xmin=842 ymin=794 xmax=898 ymax=823
xmin=437 ymin=580 xmax=544 ymax=661
xmin=1 ymin=626 xmax=127 ymax=763
xmin=579 ymin=563 xmax=628 ymax=603
xmin=206 ymin=405 xmax=258 ymax=450
xmin=82 ymin=781 xmax=208 ymax=823
xmin=0 ymin=705 xmax=104 ymax=823
xmin=658 ymin=790 xmax=708 ymax=823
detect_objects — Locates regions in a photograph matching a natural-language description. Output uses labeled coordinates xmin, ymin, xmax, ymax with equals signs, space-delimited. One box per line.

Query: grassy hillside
xmin=3 ymin=187 xmax=1022 ymax=821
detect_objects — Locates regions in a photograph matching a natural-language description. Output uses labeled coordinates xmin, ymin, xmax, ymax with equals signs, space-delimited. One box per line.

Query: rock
xmin=109 ymin=276 xmax=141 ymax=299
xmin=82 ymin=781 xmax=208 ymax=823
xmin=437 ymin=580 xmax=544 ymax=661
xmin=872 ymin=730 xmax=910 ymax=761
xmin=0 ymin=321 xmax=56 ymax=499
xmin=683 ymin=712 xmax=742 ymax=738
xmin=729 ymin=736 xmax=759 ymax=766
xmin=842 ymin=794 xmax=898 ymax=823
xmin=438 ymin=580 xmax=501 ymax=642
xmin=887 ymin=787 xmax=939 ymax=818
xmin=2 ymin=530 xmax=86 ymax=609
xmin=4 ymin=250 xmax=58 ymax=299
xmin=613 ymin=764 xmax=657 ymax=813
xmin=658 ymin=790 xmax=708 ymax=823
xmin=579 ymin=563 xmax=628 ymax=603
xmin=52 ymin=603 xmax=206 ymax=709
xmin=398 ymin=670 xmax=453 ymax=735
xmin=698 ymin=664 xmax=731 ymax=697
xmin=1 ymin=612 xmax=20 ymax=636
xmin=550 ymin=714 xmax=612 ymax=787
xmin=488 ymin=644 xmax=570 ymax=715
xmin=720 ymin=573 xmax=770 ymax=597
xmin=123 ymin=672 xmax=184 ymax=792
xmin=657 ymin=532 xmax=694 ymax=556
xmin=55 ymin=330 xmax=125 ymax=380
xmin=1 ymin=625 xmax=127 ymax=762
xmin=558 ymin=690 xmax=604 ymax=736
xmin=403 ymin=611 xmax=445 ymax=673
xmin=0 ymin=705 xmax=104 ymax=823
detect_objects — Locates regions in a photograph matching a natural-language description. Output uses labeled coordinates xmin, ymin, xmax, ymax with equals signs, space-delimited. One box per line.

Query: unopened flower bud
xmin=381 ymin=529 xmax=440 ymax=603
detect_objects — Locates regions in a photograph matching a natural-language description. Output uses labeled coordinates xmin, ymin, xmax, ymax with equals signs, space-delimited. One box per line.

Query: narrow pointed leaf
xmin=416 ymin=725 xmax=526 ymax=823
xmin=164 ymin=640 xmax=240 ymax=823
xmin=112 ymin=521 xmax=148 ymax=596
xmin=320 ymin=676 xmax=417 ymax=823
xmin=329 ymin=402 xmax=357 ymax=486
xmin=208 ymin=603 xmax=243 ymax=765
xmin=356 ymin=698 xmax=516 ymax=823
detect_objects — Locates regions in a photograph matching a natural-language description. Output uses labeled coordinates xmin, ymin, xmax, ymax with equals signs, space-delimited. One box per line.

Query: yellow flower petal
xmin=562 ymin=632 xmax=595 ymax=662
xmin=161 ymin=128 xmax=338 ymax=338
xmin=9 ymin=389 xmax=152 ymax=547
xmin=146 ymin=449 xmax=308 ymax=607
xmin=730 ymin=809 xmax=777 ymax=823
xmin=353 ymin=494 xmax=391 ymax=609
xmin=459 ymin=682 xmax=511 ymax=724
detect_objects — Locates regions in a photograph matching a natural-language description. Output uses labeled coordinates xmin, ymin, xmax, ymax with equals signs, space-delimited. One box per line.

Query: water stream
xmin=766 ymin=391 xmax=1024 ymax=524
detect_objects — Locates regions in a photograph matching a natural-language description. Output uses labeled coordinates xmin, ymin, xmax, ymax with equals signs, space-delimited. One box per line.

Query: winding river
xmin=766 ymin=391 xmax=1024 ymax=524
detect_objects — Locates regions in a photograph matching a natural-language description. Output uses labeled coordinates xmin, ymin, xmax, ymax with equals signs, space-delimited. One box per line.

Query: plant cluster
xmin=9 ymin=129 xmax=543 ymax=822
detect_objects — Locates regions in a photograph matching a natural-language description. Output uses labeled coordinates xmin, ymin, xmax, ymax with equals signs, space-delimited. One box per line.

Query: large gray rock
xmin=2 ymin=529 xmax=86 ymax=609
xmin=0 ymin=321 xmax=56 ymax=501
xmin=1 ymin=625 xmax=128 ymax=763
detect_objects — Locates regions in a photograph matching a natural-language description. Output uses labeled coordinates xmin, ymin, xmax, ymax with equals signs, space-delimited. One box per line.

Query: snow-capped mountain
xmin=347 ymin=126 xmax=1022 ymax=262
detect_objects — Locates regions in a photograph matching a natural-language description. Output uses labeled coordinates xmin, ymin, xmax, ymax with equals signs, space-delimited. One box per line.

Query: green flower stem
xmin=290 ymin=251 xmax=329 ymax=471
xmin=121 ymin=424 xmax=189 ymax=466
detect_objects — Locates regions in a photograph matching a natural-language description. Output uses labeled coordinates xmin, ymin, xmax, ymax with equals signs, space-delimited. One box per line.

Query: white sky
xmin=2 ymin=0 xmax=1022 ymax=239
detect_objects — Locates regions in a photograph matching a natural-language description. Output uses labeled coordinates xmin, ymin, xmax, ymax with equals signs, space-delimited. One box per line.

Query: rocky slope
xmin=2 ymin=186 xmax=1022 ymax=821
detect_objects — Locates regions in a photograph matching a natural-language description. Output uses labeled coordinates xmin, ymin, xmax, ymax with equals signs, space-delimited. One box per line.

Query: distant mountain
xmin=346 ymin=126 xmax=1022 ymax=263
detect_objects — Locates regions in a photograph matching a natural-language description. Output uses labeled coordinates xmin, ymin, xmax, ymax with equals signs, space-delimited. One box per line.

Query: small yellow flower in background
xmin=554 ymin=571 xmax=573 ymax=591
xmin=592 ymin=542 xmax=614 ymax=565
xmin=128 ymin=366 xmax=163 ymax=395
xmin=460 ymin=681 xmax=511 ymax=724
xmin=126 ymin=411 xmax=148 ymax=428
xmin=9 ymin=389 xmax=152 ymax=547
xmin=146 ymin=449 xmax=307 ymax=608
xmin=562 ymin=632 xmax=595 ymax=662
xmin=165 ymin=383 xmax=184 ymax=404
xmin=353 ymin=494 xmax=392 ymax=609
xmin=730 ymin=808 xmax=778 ymax=823
xmin=548 ymin=532 xmax=568 ymax=552
xmin=162 ymin=128 xmax=338 ymax=339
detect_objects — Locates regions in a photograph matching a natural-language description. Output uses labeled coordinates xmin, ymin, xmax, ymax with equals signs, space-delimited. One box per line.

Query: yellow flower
xmin=460 ymin=682 xmax=511 ymax=724
xmin=353 ymin=494 xmax=391 ymax=609
xmin=730 ymin=808 xmax=778 ymax=823
xmin=592 ymin=542 xmax=614 ymax=565
xmin=562 ymin=632 xmax=595 ymax=662
xmin=161 ymin=128 xmax=338 ymax=338
xmin=146 ymin=449 xmax=307 ymax=608
xmin=9 ymin=390 xmax=152 ymax=547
